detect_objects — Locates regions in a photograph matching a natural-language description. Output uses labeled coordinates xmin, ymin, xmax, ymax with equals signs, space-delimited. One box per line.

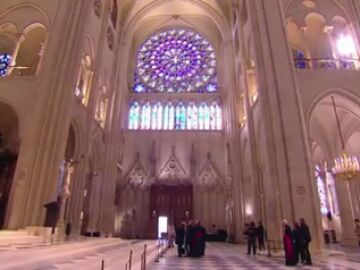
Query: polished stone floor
xmin=0 ymin=234 xmax=157 ymax=270
xmin=0 ymin=233 xmax=359 ymax=270
xmin=149 ymin=242 xmax=360 ymax=270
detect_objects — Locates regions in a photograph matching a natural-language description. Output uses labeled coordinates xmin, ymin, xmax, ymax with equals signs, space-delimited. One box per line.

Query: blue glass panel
xmin=129 ymin=102 xmax=140 ymax=129
xmin=141 ymin=102 xmax=151 ymax=130
xmin=0 ymin=54 xmax=11 ymax=77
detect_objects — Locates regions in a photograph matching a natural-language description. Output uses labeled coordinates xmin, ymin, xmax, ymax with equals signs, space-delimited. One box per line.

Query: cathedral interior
xmin=1 ymin=0 xmax=360 ymax=269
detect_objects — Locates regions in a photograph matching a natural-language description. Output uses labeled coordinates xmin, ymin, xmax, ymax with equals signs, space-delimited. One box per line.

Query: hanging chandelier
xmin=331 ymin=96 xmax=360 ymax=180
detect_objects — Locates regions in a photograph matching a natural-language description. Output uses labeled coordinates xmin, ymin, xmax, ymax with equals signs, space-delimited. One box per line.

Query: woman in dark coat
xmin=282 ymin=219 xmax=297 ymax=266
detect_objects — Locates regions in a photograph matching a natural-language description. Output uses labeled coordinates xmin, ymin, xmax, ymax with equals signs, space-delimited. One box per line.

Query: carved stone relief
xmin=158 ymin=146 xmax=187 ymax=183
xmin=197 ymin=152 xmax=220 ymax=191
xmin=125 ymin=152 xmax=147 ymax=188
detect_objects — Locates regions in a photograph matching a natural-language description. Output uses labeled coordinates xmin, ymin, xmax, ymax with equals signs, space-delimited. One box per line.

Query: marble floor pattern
xmin=149 ymin=242 xmax=360 ymax=270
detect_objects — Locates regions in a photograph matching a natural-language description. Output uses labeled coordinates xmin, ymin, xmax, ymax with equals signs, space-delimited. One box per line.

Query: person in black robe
xmin=257 ymin=221 xmax=265 ymax=251
xmin=245 ymin=222 xmax=257 ymax=255
xmin=185 ymin=220 xmax=194 ymax=256
xmin=299 ymin=218 xmax=312 ymax=265
xmin=292 ymin=222 xmax=301 ymax=265
xmin=191 ymin=220 xmax=206 ymax=257
xmin=175 ymin=222 xmax=186 ymax=257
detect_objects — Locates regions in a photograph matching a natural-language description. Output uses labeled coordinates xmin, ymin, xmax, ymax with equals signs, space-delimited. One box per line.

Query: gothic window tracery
xmin=128 ymin=28 xmax=222 ymax=131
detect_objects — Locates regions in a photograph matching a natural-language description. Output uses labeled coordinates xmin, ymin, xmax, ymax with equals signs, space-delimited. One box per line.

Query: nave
xmin=149 ymin=243 xmax=360 ymax=270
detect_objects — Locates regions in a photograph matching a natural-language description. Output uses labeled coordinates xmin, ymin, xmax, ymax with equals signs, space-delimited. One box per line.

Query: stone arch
xmin=121 ymin=0 xmax=230 ymax=42
xmin=0 ymin=23 xmax=18 ymax=54
xmin=15 ymin=23 xmax=47 ymax=75
xmin=307 ymin=91 xmax=360 ymax=159
xmin=0 ymin=100 xmax=20 ymax=229
xmin=306 ymin=87 xmax=360 ymax=126
xmin=0 ymin=3 xmax=50 ymax=31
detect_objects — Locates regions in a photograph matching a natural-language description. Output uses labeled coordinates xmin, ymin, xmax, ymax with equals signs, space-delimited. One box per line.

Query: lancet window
xmin=128 ymin=101 xmax=221 ymax=131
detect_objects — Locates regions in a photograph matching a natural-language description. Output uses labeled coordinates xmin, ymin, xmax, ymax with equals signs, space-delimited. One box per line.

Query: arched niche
xmin=0 ymin=23 xmax=17 ymax=53
xmin=75 ymin=36 xmax=95 ymax=106
xmin=0 ymin=101 xmax=20 ymax=229
xmin=65 ymin=125 xmax=76 ymax=162
xmin=14 ymin=23 xmax=47 ymax=76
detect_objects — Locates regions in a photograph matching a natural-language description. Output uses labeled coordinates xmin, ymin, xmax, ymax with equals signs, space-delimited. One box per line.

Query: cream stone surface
xmin=1 ymin=0 xmax=360 ymax=258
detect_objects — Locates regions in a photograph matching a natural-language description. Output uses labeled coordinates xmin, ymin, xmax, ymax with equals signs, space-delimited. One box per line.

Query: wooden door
xmin=149 ymin=184 xmax=193 ymax=238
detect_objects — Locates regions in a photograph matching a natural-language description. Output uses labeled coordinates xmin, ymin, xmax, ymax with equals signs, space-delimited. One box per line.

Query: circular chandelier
xmin=331 ymin=96 xmax=360 ymax=180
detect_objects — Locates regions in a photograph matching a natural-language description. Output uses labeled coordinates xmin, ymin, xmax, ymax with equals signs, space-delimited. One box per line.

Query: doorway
xmin=149 ymin=184 xmax=193 ymax=238
xmin=158 ymin=216 xmax=168 ymax=238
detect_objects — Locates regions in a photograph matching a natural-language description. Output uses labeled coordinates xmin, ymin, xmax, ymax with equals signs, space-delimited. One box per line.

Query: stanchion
xmin=129 ymin=250 xmax=133 ymax=270
xmin=155 ymin=240 xmax=160 ymax=262
xmin=267 ymin=240 xmax=272 ymax=257
xmin=143 ymin=244 xmax=147 ymax=270
xmin=100 ymin=259 xmax=105 ymax=270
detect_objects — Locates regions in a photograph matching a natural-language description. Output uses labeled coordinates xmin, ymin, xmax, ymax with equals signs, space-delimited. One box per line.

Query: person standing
xmin=192 ymin=220 xmax=206 ymax=257
xmin=245 ymin=222 xmax=257 ymax=255
xmin=257 ymin=221 xmax=265 ymax=251
xmin=282 ymin=219 xmax=297 ymax=266
xmin=292 ymin=222 xmax=301 ymax=265
xmin=355 ymin=219 xmax=360 ymax=247
xmin=185 ymin=220 xmax=194 ymax=256
xmin=299 ymin=218 xmax=312 ymax=265
xmin=175 ymin=222 xmax=186 ymax=257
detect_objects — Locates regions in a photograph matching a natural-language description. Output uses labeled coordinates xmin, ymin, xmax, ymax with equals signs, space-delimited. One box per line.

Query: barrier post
xmin=129 ymin=250 xmax=133 ymax=270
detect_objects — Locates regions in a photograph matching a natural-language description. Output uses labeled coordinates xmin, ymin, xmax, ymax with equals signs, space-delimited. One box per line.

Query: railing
xmin=293 ymin=58 xmax=360 ymax=70
xmin=140 ymin=244 xmax=147 ymax=270
xmin=125 ymin=250 xmax=133 ymax=270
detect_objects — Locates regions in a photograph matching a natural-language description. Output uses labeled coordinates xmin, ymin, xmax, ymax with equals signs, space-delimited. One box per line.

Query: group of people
xmin=243 ymin=221 xmax=266 ymax=255
xmin=175 ymin=220 xmax=206 ymax=257
xmin=282 ymin=218 xmax=312 ymax=266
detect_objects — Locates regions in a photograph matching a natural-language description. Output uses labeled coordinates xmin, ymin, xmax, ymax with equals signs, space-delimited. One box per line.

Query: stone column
xmin=88 ymin=172 xmax=100 ymax=232
xmin=8 ymin=34 xmax=25 ymax=75
xmin=247 ymin=0 xmax=323 ymax=248
xmin=334 ymin=178 xmax=358 ymax=246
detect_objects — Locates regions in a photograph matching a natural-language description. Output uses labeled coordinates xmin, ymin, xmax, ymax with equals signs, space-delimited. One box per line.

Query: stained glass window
xmin=210 ymin=103 xmax=217 ymax=130
xmin=133 ymin=29 xmax=217 ymax=93
xmin=129 ymin=102 xmax=140 ymax=129
xmin=141 ymin=102 xmax=151 ymax=130
xmin=0 ymin=54 xmax=11 ymax=77
xmin=128 ymin=101 xmax=222 ymax=131
xmin=128 ymin=28 xmax=222 ymax=131
xmin=187 ymin=103 xmax=194 ymax=130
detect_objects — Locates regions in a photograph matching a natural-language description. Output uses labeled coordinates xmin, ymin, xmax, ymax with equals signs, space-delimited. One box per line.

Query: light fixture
xmin=331 ymin=96 xmax=360 ymax=180
xmin=336 ymin=35 xmax=356 ymax=57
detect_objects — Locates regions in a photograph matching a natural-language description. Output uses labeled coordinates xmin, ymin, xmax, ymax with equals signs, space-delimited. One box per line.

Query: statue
xmin=56 ymin=159 xmax=75 ymax=231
